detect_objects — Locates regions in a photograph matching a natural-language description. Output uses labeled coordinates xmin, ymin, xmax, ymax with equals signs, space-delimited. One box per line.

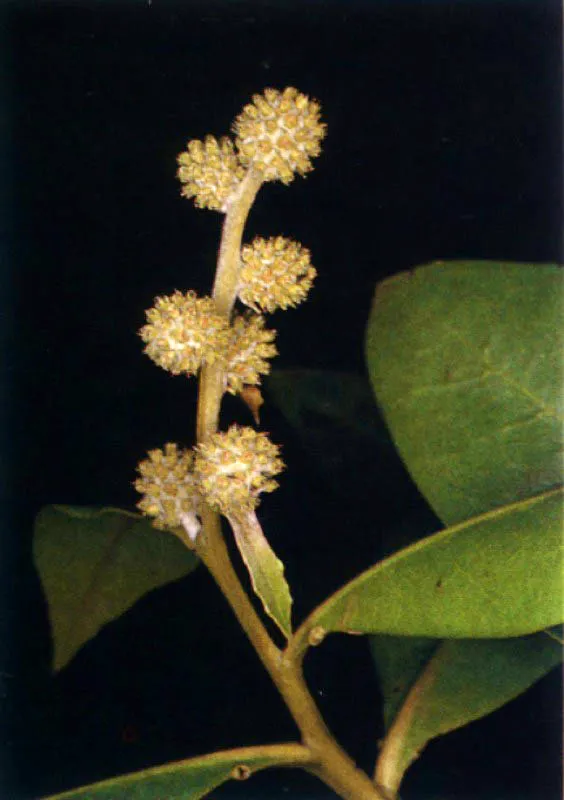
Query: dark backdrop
xmin=1 ymin=1 xmax=562 ymax=798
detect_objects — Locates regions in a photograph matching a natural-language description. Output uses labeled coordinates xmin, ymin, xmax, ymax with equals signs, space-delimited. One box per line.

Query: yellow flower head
xmin=225 ymin=314 xmax=277 ymax=394
xmin=239 ymin=236 xmax=317 ymax=312
xmin=135 ymin=443 xmax=202 ymax=529
xmin=139 ymin=291 xmax=229 ymax=377
xmin=194 ymin=426 xmax=284 ymax=515
xmin=177 ymin=136 xmax=245 ymax=211
xmin=233 ymin=87 xmax=326 ymax=184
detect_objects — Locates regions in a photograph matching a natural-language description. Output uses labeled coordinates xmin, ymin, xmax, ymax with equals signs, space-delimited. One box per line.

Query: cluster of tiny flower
xmin=135 ymin=427 xmax=284 ymax=529
xmin=177 ymin=86 xmax=326 ymax=208
xmin=135 ymin=87 xmax=325 ymax=530
xmin=139 ymin=293 xmax=277 ymax=390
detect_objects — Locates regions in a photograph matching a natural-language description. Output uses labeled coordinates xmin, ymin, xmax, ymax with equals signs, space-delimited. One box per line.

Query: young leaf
xmin=229 ymin=511 xmax=293 ymax=638
xmin=372 ymin=632 xmax=563 ymax=795
xmin=41 ymin=743 xmax=311 ymax=800
xmin=34 ymin=505 xmax=199 ymax=671
xmin=298 ymin=488 xmax=563 ymax=640
xmin=366 ymin=261 xmax=563 ymax=525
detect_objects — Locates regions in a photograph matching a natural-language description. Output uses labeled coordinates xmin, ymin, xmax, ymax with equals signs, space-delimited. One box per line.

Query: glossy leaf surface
xmin=34 ymin=505 xmax=199 ymax=671
xmin=366 ymin=261 xmax=563 ymax=525
xmin=302 ymin=488 xmax=563 ymax=639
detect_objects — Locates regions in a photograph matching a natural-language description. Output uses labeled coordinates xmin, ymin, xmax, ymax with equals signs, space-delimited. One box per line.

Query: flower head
xmin=135 ymin=443 xmax=202 ymax=529
xmin=239 ymin=236 xmax=316 ymax=312
xmin=194 ymin=426 xmax=284 ymax=515
xmin=139 ymin=290 xmax=229 ymax=376
xmin=225 ymin=314 xmax=277 ymax=394
xmin=233 ymin=87 xmax=326 ymax=184
xmin=177 ymin=136 xmax=245 ymax=211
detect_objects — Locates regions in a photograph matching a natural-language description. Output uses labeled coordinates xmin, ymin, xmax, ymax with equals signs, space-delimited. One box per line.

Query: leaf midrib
xmin=68 ymin=514 xmax=131 ymax=649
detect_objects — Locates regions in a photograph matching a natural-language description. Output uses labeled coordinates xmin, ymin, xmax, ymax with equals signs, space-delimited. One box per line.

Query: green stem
xmin=195 ymin=516 xmax=385 ymax=800
xmin=192 ymin=167 xmax=385 ymax=799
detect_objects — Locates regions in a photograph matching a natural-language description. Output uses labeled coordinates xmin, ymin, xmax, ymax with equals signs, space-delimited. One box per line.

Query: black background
xmin=1 ymin=1 xmax=562 ymax=798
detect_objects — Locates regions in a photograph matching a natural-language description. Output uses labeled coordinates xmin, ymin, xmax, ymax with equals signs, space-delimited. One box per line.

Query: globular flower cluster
xmin=239 ymin=236 xmax=316 ymax=312
xmin=176 ymin=136 xmax=245 ymax=212
xmin=194 ymin=426 xmax=284 ymax=516
xmin=135 ymin=443 xmax=202 ymax=530
xmin=177 ymin=89 xmax=325 ymax=210
xmin=135 ymin=88 xmax=326 ymax=531
xmin=139 ymin=291 xmax=229 ymax=376
xmin=139 ymin=291 xmax=277 ymax=386
xmin=233 ymin=87 xmax=326 ymax=184
xmin=225 ymin=314 xmax=277 ymax=394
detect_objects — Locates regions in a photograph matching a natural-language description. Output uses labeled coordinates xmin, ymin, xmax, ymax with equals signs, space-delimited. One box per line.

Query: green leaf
xmin=34 ymin=505 xmax=199 ymax=671
xmin=230 ymin=512 xmax=293 ymax=638
xmin=365 ymin=261 xmax=563 ymax=525
xmin=372 ymin=632 xmax=563 ymax=794
xmin=370 ymin=636 xmax=439 ymax=730
xmin=300 ymin=488 xmax=563 ymax=639
xmin=42 ymin=743 xmax=311 ymax=800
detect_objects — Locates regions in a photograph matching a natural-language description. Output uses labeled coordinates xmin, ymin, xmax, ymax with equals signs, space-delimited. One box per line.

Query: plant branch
xmin=191 ymin=166 xmax=386 ymax=799
xmin=193 ymin=515 xmax=386 ymax=799
xmin=196 ymin=168 xmax=263 ymax=445
xmin=195 ymin=508 xmax=282 ymax=671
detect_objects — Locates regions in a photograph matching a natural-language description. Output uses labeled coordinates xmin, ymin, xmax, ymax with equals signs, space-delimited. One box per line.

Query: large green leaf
xmin=297 ymin=488 xmax=563 ymax=640
xmin=365 ymin=261 xmax=563 ymax=525
xmin=371 ymin=632 xmax=562 ymax=794
xmin=34 ymin=505 xmax=199 ymax=671
xmin=42 ymin=744 xmax=311 ymax=800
